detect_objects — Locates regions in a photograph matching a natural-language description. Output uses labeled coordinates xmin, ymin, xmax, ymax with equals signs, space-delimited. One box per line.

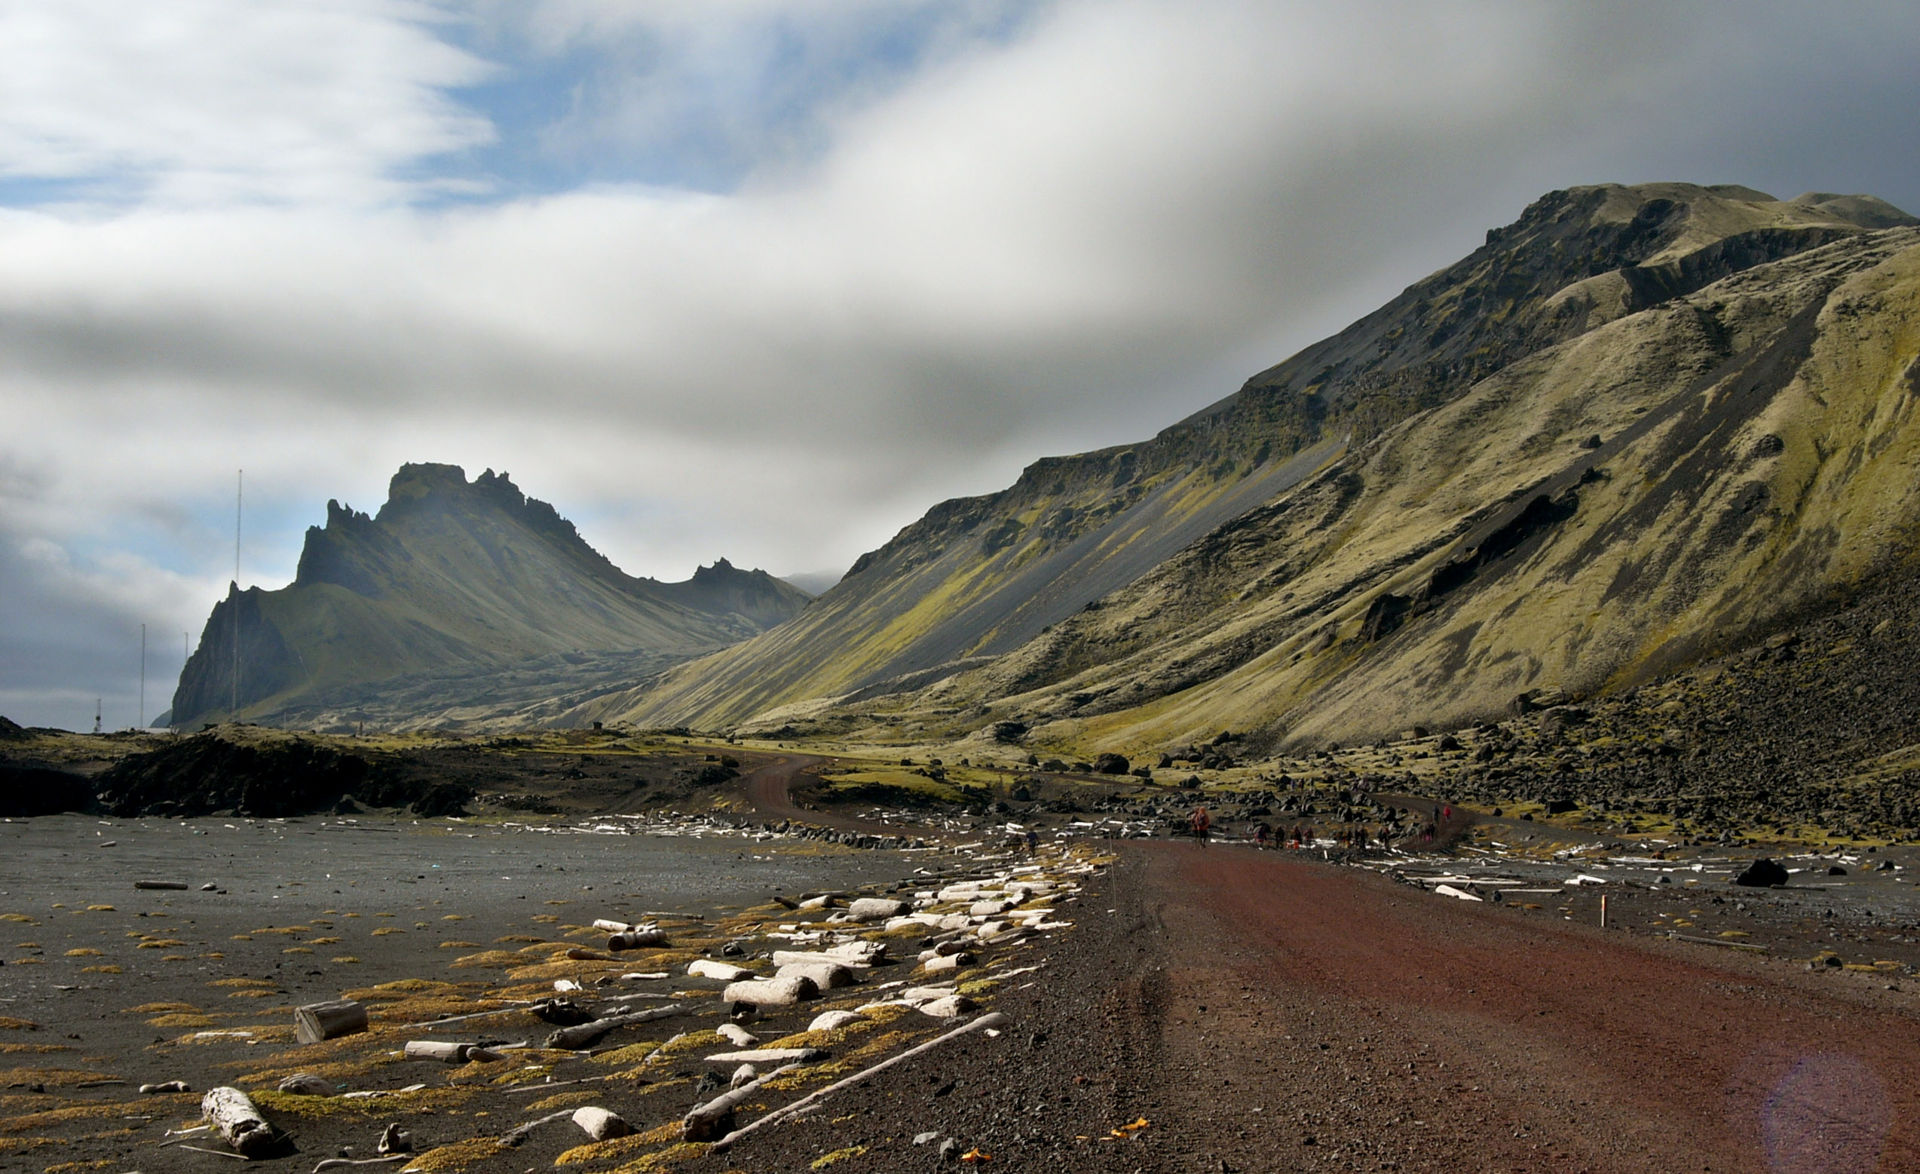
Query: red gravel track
xmin=1109 ymin=841 xmax=1920 ymax=1172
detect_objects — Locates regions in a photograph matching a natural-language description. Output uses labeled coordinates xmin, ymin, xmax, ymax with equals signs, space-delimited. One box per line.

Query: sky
xmin=4 ymin=0 xmax=1920 ymax=731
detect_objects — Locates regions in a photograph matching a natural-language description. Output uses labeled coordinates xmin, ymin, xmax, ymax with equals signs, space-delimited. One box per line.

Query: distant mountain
xmin=172 ymin=464 xmax=810 ymax=730
xmin=579 ymin=183 xmax=1920 ymax=754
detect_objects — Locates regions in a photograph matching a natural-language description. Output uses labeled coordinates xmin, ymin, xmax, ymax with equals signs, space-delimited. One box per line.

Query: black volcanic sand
xmin=0 ymin=813 xmax=1022 ymax=1172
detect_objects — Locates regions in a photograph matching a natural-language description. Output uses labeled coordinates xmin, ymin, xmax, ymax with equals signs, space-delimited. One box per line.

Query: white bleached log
xmin=201 ymin=1085 xmax=275 ymax=1157
xmin=704 ymin=1046 xmax=825 ymax=1064
xmin=724 ymin=975 xmax=818 ymax=1007
xmin=846 ymin=897 xmax=910 ymax=922
xmin=807 ymin=1010 xmax=865 ymax=1032
xmin=294 ymin=999 xmax=368 ymax=1044
xmin=711 ymin=1013 xmax=1008 ymax=1152
xmin=689 ymin=959 xmax=754 ymax=981
xmin=772 ymin=950 xmax=873 ymax=970
xmin=571 ymin=1106 xmax=632 ymax=1141
xmin=1432 ymin=884 xmax=1483 ymax=902
xmin=774 ymin=960 xmax=856 ymax=989
xmin=608 ymin=928 xmax=668 ymax=950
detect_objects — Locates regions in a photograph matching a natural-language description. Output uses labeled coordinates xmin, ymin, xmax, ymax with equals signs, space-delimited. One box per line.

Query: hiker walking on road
xmin=1190 ymin=805 xmax=1212 ymax=846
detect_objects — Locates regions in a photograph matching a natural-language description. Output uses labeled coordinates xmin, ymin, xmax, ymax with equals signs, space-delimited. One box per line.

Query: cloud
xmin=3 ymin=0 xmax=1920 ymax=726
xmin=0 ymin=0 xmax=495 ymax=207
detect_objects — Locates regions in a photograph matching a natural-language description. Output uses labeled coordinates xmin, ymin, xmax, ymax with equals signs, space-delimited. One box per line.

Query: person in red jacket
xmin=1190 ymin=805 xmax=1212 ymax=846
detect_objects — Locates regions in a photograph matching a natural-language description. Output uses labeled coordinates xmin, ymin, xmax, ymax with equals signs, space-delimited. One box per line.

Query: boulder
xmin=1735 ymin=858 xmax=1790 ymax=887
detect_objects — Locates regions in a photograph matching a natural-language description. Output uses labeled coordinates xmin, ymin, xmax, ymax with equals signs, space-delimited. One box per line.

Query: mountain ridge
xmin=577 ymin=183 xmax=1920 ymax=755
xmin=172 ymin=463 xmax=810 ymax=730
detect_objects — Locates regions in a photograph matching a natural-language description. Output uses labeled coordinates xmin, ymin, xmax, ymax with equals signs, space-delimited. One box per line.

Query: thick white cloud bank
xmin=4 ymin=0 xmax=1919 ymax=729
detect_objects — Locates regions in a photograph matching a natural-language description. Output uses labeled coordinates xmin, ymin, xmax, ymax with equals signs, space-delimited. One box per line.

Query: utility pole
xmin=139 ymin=623 xmax=146 ymax=729
xmin=231 ymin=469 xmax=242 ymax=720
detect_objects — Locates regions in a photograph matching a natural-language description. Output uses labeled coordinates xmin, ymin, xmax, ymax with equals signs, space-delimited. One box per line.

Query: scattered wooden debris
xmin=545 ymin=1001 xmax=687 ymax=1050
xmin=711 ymin=1013 xmax=1009 ymax=1152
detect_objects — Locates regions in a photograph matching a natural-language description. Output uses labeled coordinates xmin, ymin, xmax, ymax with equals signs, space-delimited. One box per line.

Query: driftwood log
xmin=135 ymin=880 xmax=189 ymax=890
xmin=571 ymin=1106 xmax=632 ymax=1141
xmin=711 ymin=1012 xmax=1008 ymax=1152
xmin=402 ymin=1040 xmax=503 ymax=1063
xmin=607 ymin=928 xmax=668 ymax=950
xmin=545 ymin=1002 xmax=686 ymax=1050
xmin=295 ymin=999 xmax=368 ymax=1044
xmin=201 ymin=1085 xmax=276 ymax=1157
xmin=681 ymin=1063 xmax=801 ymax=1141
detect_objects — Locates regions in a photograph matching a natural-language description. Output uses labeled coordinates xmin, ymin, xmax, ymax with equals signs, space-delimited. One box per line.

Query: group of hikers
xmin=1188 ymin=803 xmax=1446 ymax=851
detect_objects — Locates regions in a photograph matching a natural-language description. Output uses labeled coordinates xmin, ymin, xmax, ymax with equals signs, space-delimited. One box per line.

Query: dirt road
xmin=703 ymin=823 xmax=1920 ymax=1172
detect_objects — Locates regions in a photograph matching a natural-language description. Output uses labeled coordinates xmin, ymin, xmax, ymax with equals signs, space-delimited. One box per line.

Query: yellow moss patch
xmin=396 ymin=1137 xmax=511 ymax=1171
xmin=230 ymin=934 xmax=253 ymax=941
xmin=251 ymin=926 xmax=310 ymax=935
xmin=135 ymin=939 xmax=185 ymax=949
xmin=0 ymin=1017 xmax=44 ymax=1031
xmin=493 ymin=934 xmax=546 ymax=943
xmin=351 ymin=978 xmax=455 ymax=997
xmin=526 ymin=1089 xmax=604 ymax=1112
xmin=604 ymin=1139 xmax=711 ymax=1172
xmin=0 ymin=1066 xmax=121 ymax=1091
xmin=80 ymin=965 xmax=121 ymax=974
xmin=439 ymin=940 xmax=482 ymax=949
xmin=441 ymin=914 xmax=468 ymax=921
xmin=448 ymin=950 xmax=529 ymax=970
xmin=123 ymin=1002 xmax=196 ymax=1015
xmin=331 ymin=956 xmax=362 ymax=964
xmin=0 ymin=914 xmax=38 ymax=924
xmin=83 ymin=905 xmax=115 ymax=913
xmin=45 ymin=1159 xmax=118 ymax=1172
xmin=282 ymin=947 xmax=315 ymax=955
xmin=307 ymin=936 xmax=341 ymax=945
xmin=147 ymin=1013 xmax=217 ymax=1029
xmin=590 ymin=1041 xmax=662 ymax=1066
xmin=370 ymin=927 xmax=403 ymax=936
xmin=0 ymin=1043 xmax=70 ymax=1054
xmin=812 ymin=1145 xmax=869 ymax=1168
xmin=226 ymin=989 xmax=278 ymax=999
xmin=211 ymin=977 xmax=278 ymax=989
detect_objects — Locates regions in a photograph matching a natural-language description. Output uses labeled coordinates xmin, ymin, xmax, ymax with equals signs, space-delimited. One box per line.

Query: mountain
xmin=579 ymin=183 xmax=1920 ymax=755
xmin=171 ymin=464 xmax=810 ymax=730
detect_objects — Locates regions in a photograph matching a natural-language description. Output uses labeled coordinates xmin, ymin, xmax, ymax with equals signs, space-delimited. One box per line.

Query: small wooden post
xmin=295 ymin=999 xmax=368 ymax=1044
xmin=1600 ymin=894 xmax=1608 ymax=928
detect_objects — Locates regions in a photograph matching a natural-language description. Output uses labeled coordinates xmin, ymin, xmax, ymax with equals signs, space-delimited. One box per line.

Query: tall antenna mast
xmin=139 ymin=623 xmax=146 ymax=729
xmin=231 ymin=469 xmax=242 ymax=720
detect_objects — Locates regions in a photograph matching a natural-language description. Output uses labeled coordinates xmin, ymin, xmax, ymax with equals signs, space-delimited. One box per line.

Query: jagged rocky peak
xmin=175 ymin=463 xmax=813 ymax=729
